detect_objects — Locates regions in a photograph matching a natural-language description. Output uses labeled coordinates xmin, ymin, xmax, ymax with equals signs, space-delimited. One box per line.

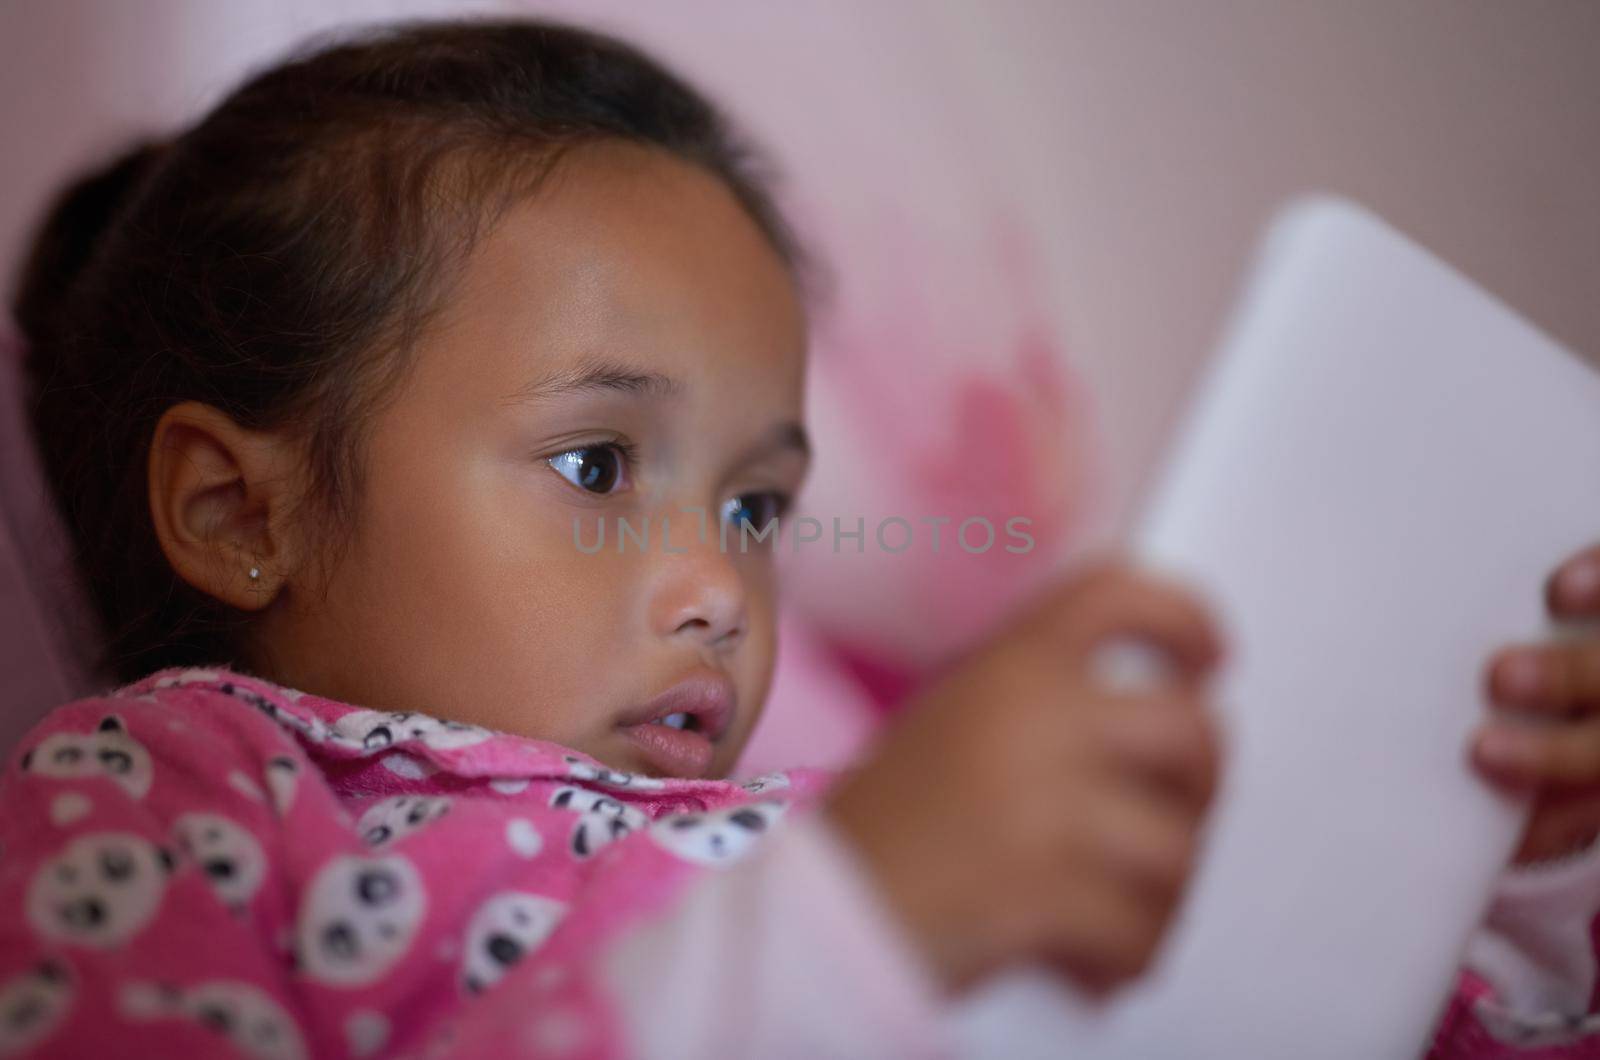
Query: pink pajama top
xmin=1 ymin=664 xmax=1598 ymax=1058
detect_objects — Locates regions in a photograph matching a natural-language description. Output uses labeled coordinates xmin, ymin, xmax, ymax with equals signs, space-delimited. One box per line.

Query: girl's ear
xmin=146 ymin=400 xmax=308 ymax=611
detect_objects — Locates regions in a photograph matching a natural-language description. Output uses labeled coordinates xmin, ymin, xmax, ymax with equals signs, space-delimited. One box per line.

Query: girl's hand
xmin=1473 ymin=545 xmax=1600 ymax=864
xmin=823 ymin=557 xmax=1226 ymax=997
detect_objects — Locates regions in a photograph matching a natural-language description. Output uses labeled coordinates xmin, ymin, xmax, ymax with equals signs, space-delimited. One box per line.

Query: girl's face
xmin=253 ymin=140 xmax=810 ymax=779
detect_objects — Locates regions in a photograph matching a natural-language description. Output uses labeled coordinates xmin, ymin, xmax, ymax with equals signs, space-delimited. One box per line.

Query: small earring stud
xmin=248 ymin=566 xmax=261 ymax=581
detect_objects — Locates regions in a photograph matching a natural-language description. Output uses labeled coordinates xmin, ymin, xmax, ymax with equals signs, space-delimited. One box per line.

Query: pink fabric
xmin=1448 ymin=840 xmax=1600 ymax=1056
xmin=733 ymin=609 xmax=880 ymax=777
xmin=595 ymin=812 xmax=952 ymax=1058
xmin=1431 ymin=965 xmax=1600 ymax=1060
xmin=4 ymin=662 xmax=1600 ymax=1058
xmin=0 ymin=665 xmax=835 ymax=1058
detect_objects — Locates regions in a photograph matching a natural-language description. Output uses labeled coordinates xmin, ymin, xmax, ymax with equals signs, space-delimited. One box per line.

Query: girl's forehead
xmin=467 ymin=141 xmax=801 ymax=332
xmin=414 ymin=140 xmax=806 ymax=416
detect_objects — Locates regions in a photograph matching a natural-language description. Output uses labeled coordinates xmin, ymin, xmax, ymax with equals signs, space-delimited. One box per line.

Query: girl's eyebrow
xmin=501 ymin=359 xmax=684 ymax=405
xmin=501 ymin=357 xmax=808 ymax=459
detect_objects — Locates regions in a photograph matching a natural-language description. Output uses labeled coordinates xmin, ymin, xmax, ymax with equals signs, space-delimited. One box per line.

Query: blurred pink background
xmin=2 ymin=1 xmax=1597 ymax=771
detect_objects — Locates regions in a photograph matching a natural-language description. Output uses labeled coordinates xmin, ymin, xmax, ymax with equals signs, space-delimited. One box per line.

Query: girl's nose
xmin=647 ymin=518 xmax=748 ymax=650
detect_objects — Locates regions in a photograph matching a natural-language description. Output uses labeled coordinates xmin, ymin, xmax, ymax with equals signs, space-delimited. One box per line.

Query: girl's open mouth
xmin=616 ymin=671 xmax=735 ymax=778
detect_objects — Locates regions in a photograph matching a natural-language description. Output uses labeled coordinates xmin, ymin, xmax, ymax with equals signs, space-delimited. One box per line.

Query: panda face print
xmin=562 ymin=755 xmax=666 ymax=792
xmin=295 ymin=855 xmax=425 ymax=986
xmin=21 ymin=715 xmax=152 ymax=799
xmin=356 ymin=795 xmax=451 ymax=847
xmin=0 ymin=960 xmax=73 ymax=1055
xmin=548 ymin=786 xmax=648 ymax=859
xmin=331 ymin=710 xmax=491 ymax=754
xmin=120 ymin=980 xmax=306 ymax=1060
xmin=212 ymin=683 xmax=333 ymax=746
xmin=649 ymin=801 xmax=788 ymax=866
xmin=738 ymin=772 xmax=792 ymax=797
xmin=26 ymin=832 xmax=172 ymax=948
xmin=264 ymin=756 xmax=299 ymax=816
xmin=172 ymin=813 xmax=266 ymax=908
xmin=261 ymin=703 xmax=332 ymax=745
xmin=460 ymin=892 xmax=567 ymax=995
xmin=547 ymin=787 xmax=642 ymax=818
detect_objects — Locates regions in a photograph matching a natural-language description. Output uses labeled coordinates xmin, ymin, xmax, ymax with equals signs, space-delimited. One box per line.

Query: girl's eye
xmin=721 ymin=492 xmax=789 ymax=532
xmin=548 ymin=445 xmax=629 ymax=494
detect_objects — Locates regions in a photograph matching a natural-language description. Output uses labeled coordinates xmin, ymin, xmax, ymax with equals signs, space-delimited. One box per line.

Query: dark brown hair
xmin=9 ymin=16 xmax=809 ymax=686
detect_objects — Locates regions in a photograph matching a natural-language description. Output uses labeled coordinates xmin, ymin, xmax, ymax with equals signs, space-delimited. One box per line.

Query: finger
xmin=1514 ymin=789 xmax=1600 ymax=864
xmin=1045 ymin=876 xmax=1171 ymax=993
xmin=1092 ymin=693 xmax=1225 ymax=813
xmin=1043 ymin=559 xmax=1227 ymax=681
xmin=1547 ymin=547 xmax=1600 ymax=619
xmin=1487 ymin=642 xmax=1600 ymax=714
xmin=1053 ymin=959 xmax=1118 ymax=1002
xmin=1077 ymin=777 xmax=1204 ymax=903
xmin=1473 ymin=715 xmax=1600 ymax=788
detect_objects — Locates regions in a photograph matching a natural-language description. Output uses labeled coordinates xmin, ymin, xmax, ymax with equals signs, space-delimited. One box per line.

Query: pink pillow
xmin=733 ymin=608 xmax=881 ymax=778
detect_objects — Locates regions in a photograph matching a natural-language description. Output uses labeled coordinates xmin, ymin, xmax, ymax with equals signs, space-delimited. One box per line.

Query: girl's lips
xmin=616 ymin=671 xmax=735 ymax=740
xmin=616 ymin=671 xmax=736 ymax=778
xmin=620 ymin=721 xmax=716 ymax=778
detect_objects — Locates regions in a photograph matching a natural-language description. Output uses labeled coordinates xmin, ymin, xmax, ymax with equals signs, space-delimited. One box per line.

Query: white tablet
xmin=950 ymin=195 xmax=1600 ymax=1058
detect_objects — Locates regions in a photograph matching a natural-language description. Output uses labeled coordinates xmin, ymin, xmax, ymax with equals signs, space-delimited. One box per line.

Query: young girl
xmin=4 ymin=16 xmax=1600 ymax=1059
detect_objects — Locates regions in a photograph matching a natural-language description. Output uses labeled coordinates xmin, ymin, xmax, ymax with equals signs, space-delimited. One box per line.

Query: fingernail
xmin=1092 ymin=638 xmax=1177 ymax=694
xmin=1497 ymin=650 xmax=1546 ymax=702
xmin=1477 ymin=726 xmax=1535 ymax=769
xmin=1558 ymin=557 xmax=1600 ymax=605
